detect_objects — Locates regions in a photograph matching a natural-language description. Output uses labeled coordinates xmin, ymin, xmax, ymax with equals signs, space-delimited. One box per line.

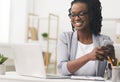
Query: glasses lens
xmin=79 ymin=11 xmax=88 ymax=16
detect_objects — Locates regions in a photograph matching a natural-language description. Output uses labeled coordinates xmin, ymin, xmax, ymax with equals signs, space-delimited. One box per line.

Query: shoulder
xmin=96 ymin=34 xmax=113 ymax=45
xmin=59 ymin=31 xmax=73 ymax=37
xmin=98 ymin=34 xmax=111 ymax=40
xmin=58 ymin=31 xmax=74 ymax=43
xmin=59 ymin=31 xmax=74 ymax=39
xmin=93 ymin=34 xmax=113 ymax=46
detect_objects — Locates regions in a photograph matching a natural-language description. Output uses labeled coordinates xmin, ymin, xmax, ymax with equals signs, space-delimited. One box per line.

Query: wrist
xmin=85 ymin=53 xmax=91 ymax=61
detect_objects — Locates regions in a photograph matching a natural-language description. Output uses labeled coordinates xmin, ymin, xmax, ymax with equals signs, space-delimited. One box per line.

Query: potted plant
xmin=0 ymin=53 xmax=8 ymax=75
xmin=41 ymin=32 xmax=48 ymax=40
xmin=41 ymin=33 xmax=51 ymax=68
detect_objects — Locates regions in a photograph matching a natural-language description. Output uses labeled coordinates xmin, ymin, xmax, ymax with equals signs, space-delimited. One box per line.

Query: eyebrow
xmin=70 ymin=10 xmax=88 ymax=14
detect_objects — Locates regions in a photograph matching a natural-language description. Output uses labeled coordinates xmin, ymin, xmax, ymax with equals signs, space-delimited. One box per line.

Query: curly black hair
xmin=68 ymin=0 xmax=102 ymax=35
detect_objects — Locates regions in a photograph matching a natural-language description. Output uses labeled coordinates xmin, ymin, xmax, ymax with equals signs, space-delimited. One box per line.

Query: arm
xmin=57 ymin=33 xmax=105 ymax=75
xmin=67 ymin=47 xmax=104 ymax=74
xmin=57 ymin=33 xmax=71 ymax=75
xmin=67 ymin=53 xmax=90 ymax=73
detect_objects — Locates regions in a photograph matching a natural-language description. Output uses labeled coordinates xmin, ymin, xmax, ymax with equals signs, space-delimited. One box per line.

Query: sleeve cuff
xmin=62 ymin=62 xmax=72 ymax=75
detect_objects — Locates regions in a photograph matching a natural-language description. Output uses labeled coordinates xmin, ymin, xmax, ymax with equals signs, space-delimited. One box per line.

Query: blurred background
xmin=0 ymin=0 xmax=120 ymax=74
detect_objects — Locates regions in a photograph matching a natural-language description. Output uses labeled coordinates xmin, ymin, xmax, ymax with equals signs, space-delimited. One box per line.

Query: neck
xmin=77 ymin=30 xmax=93 ymax=44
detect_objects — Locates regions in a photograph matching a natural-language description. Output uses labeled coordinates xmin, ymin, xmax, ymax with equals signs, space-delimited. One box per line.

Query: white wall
xmin=37 ymin=0 xmax=73 ymax=36
xmin=101 ymin=19 xmax=117 ymax=41
xmin=100 ymin=0 xmax=120 ymax=18
xmin=10 ymin=0 xmax=28 ymax=43
xmin=0 ymin=1 xmax=10 ymax=43
xmin=100 ymin=0 xmax=120 ymax=42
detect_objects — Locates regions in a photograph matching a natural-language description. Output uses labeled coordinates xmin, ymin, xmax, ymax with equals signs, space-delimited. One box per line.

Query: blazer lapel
xmin=70 ymin=31 xmax=78 ymax=60
xmin=93 ymin=35 xmax=102 ymax=76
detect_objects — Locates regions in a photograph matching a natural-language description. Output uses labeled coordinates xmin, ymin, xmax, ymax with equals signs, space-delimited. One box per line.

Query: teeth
xmin=76 ymin=22 xmax=82 ymax=26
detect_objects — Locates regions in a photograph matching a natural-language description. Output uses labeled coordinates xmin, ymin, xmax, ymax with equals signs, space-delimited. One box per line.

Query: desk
xmin=0 ymin=72 xmax=111 ymax=82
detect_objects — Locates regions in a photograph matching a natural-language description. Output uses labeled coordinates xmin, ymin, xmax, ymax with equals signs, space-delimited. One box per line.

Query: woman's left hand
xmin=101 ymin=44 xmax=118 ymax=66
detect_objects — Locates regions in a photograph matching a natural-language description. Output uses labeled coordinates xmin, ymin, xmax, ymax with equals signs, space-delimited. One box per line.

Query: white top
xmin=75 ymin=41 xmax=96 ymax=76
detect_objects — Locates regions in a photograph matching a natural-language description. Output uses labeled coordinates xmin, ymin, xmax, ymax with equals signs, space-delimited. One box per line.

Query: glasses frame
xmin=68 ymin=11 xmax=88 ymax=18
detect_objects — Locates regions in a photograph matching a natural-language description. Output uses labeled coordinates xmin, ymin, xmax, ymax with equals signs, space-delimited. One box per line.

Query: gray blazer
xmin=57 ymin=31 xmax=113 ymax=77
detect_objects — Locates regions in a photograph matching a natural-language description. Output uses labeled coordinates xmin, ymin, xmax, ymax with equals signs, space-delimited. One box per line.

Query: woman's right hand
xmin=87 ymin=47 xmax=105 ymax=61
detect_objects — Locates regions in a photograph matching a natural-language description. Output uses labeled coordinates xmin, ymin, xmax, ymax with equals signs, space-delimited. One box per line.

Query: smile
xmin=75 ymin=21 xmax=83 ymax=26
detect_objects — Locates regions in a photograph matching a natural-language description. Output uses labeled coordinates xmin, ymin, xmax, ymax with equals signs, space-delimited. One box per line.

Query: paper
xmin=71 ymin=76 xmax=105 ymax=81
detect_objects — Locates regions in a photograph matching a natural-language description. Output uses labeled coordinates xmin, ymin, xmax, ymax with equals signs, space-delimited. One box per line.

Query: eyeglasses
xmin=68 ymin=11 xmax=88 ymax=18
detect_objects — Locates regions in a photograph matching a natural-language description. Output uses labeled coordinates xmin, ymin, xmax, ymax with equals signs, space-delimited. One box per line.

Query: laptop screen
xmin=12 ymin=43 xmax=46 ymax=78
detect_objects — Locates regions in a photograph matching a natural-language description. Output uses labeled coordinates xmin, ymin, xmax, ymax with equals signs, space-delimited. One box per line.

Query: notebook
xmin=71 ymin=76 xmax=105 ymax=81
xmin=11 ymin=43 xmax=70 ymax=79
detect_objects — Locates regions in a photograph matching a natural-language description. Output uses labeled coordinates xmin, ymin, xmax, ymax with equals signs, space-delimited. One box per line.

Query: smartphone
xmin=101 ymin=40 xmax=113 ymax=46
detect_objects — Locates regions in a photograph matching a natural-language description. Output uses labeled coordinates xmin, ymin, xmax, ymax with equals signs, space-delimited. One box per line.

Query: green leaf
xmin=0 ymin=53 xmax=8 ymax=64
xmin=41 ymin=33 xmax=48 ymax=38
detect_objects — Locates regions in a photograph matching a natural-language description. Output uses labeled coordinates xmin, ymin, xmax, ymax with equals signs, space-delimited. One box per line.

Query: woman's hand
xmin=101 ymin=44 xmax=118 ymax=66
xmin=87 ymin=47 xmax=105 ymax=61
xmin=101 ymin=44 xmax=115 ymax=59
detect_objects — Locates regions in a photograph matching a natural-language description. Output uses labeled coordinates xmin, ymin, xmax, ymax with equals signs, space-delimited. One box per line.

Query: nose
xmin=74 ymin=15 xmax=81 ymax=20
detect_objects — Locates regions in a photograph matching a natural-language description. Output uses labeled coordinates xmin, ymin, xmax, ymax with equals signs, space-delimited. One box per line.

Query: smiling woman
xmin=57 ymin=0 xmax=116 ymax=78
xmin=0 ymin=1 xmax=11 ymax=43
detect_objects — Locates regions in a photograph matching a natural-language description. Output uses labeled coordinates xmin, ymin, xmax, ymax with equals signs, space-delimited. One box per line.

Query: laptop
xmin=11 ymin=43 xmax=70 ymax=79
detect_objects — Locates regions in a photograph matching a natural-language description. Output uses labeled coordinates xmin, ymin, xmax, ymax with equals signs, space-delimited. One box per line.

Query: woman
xmin=57 ymin=0 xmax=115 ymax=77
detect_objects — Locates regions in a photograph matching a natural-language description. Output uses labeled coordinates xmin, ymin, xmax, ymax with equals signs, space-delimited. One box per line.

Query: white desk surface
xmin=0 ymin=72 xmax=111 ymax=82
